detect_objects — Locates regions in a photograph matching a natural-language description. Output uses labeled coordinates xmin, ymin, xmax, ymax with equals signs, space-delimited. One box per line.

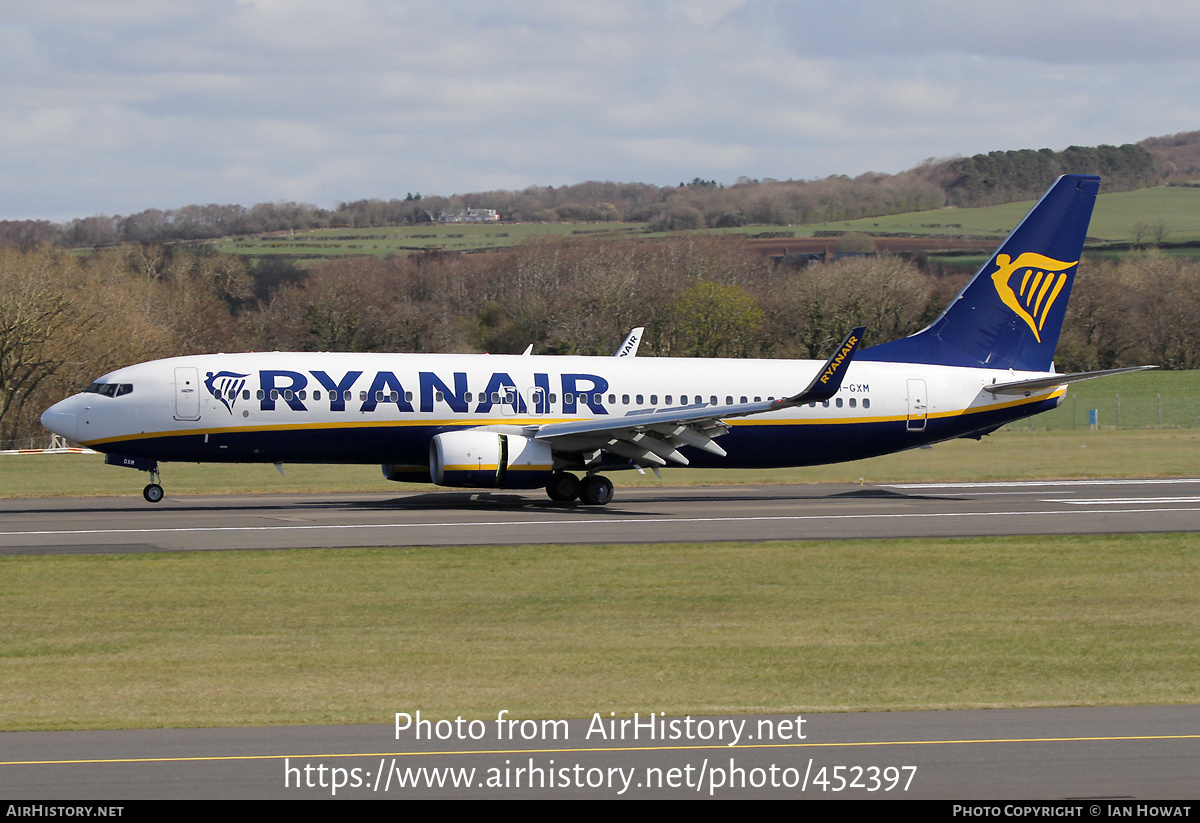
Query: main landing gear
xmin=545 ymin=472 xmax=614 ymax=505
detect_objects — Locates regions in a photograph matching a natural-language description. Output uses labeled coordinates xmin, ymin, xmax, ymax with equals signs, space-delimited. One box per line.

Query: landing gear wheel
xmin=578 ymin=474 xmax=614 ymax=506
xmin=143 ymin=483 xmax=164 ymax=503
xmin=546 ymin=472 xmax=581 ymax=502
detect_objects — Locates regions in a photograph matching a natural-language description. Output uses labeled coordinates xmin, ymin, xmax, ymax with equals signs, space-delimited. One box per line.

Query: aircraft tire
xmin=546 ymin=472 xmax=581 ymax=502
xmin=578 ymin=474 xmax=614 ymax=506
xmin=143 ymin=483 xmax=165 ymax=503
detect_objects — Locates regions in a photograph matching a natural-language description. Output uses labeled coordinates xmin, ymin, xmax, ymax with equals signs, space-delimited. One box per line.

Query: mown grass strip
xmin=3 ymin=429 xmax=1199 ymax=498
xmin=2 ymin=535 xmax=1198 ymax=730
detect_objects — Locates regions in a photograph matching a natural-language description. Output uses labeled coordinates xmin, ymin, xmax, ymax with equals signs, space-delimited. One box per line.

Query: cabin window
xmin=258 ymin=390 xmax=265 ymax=400
xmin=636 ymin=394 xmax=644 ymax=405
xmin=435 ymin=391 xmax=444 ymax=402
xmin=849 ymin=398 xmax=856 ymax=408
xmin=298 ymin=390 xmax=306 ymax=400
xmin=754 ymin=396 xmax=761 ymax=402
xmin=726 ymin=396 xmax=733 ymax=405
xmin=243 ymin=390 xmax=250 ymax=400
xmin=405 ymin=391 xmax=413 ymax=402
xmin=740 ymin=396 xmax=747 ymax=404
xmin=822 ymin=400 xmax=829 ymax=408
xmin=465 ymin=392 xmax=473 ymax=403
xmin=491 ymin=392 xmax=500 ymax=403
xmin=271 ymin=390 xmax=280 ymax=400
xmin=610 ymin=394 xmax=617 ymax=405
xmin=835 ymin=398 xmax=842 ymax=408
xmin=359 ymin=391 xmax=367 ymax=401
xmin=390 ymin=392 xmax=400 ymax=403
xmin=863 ymin=398 xmax=871 ymax=409
xmin=564 ymin=392 xmax=574 ymax=404
xmin=594 ymin=393 xmax=602 ymax=405
xmin=313 ymin=390 xmax=321 ymax=400
xmin=710 ymin=396 xmax=717 ymax=405
xmin=622 ymin=394 xmax=630 ymax=405
xmin=650 ymin=395 xmax=658 ymax=405
xmin=665 ymin=395 xmax=673 ymax=405
xmin=809 ymin=402 xmax=816 ymax=408
xmin=549 ymin=393 xmax=557 ymax=404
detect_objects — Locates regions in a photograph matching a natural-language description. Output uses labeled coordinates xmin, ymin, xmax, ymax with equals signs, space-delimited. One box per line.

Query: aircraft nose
xmin=41 ymin=397 xmax=79 ymax=442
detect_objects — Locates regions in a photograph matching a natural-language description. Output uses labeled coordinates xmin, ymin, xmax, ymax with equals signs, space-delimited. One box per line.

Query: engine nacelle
xmin=429 ymin=430 xmax=555 ymax=489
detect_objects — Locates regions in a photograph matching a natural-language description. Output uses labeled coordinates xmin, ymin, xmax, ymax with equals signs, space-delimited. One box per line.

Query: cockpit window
xmin=84 ymin=382 xmax=133 ymax=397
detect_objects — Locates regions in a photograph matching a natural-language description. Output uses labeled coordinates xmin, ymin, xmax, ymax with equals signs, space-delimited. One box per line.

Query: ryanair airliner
xmin=41 ymin=175 xmax=1150 ymax=505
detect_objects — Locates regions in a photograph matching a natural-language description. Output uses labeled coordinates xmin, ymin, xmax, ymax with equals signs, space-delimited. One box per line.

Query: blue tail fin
xmin=860 ymin=174 xmax=1100 ymax=371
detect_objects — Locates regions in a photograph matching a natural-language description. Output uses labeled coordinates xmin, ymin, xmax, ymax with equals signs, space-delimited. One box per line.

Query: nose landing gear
xmin=142 ymin=463 xmax=164 ymax=503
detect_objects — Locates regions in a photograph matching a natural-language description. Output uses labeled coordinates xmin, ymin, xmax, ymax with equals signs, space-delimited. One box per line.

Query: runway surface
xmin=3 ymin=481 xmax=1197 ymax=799
xmin=2 ymin=477 xmax=1200 ymax=554
xmin=3 ymin=707 xmax=1197 ymax=799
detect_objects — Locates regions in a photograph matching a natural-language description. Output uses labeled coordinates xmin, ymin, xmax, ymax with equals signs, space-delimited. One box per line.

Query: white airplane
xmin=41 ymin=175 xmax=1150 ymax=505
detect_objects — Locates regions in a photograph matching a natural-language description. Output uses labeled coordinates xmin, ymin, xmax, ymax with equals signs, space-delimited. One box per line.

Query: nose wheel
xmin=142 ymin=463 xmax=164 ymax=504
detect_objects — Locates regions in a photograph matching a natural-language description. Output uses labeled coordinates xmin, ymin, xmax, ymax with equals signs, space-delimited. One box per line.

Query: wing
xmin=531 ymin=328 xmax=865 ymax=468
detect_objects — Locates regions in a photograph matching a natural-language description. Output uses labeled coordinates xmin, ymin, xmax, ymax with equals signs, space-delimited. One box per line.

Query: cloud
xmin=1 ymin=1 xmax=1198 ymax=220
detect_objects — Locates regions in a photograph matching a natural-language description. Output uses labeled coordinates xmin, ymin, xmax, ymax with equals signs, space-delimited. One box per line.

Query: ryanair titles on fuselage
xmin=210 ymin=368 xmax=614 ymax=416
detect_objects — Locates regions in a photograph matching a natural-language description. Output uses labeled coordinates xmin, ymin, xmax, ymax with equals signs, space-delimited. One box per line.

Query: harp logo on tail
xmin=990 ymin=252 xmax=1077 ymax=343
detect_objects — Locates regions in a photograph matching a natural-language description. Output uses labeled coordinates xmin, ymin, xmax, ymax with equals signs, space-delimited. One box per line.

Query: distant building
xmin=438 ymin=208 xmax=500 ymax=223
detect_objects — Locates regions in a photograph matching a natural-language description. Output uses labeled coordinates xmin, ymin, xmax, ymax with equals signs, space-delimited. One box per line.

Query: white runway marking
xmin=885 ymin=478 xmax=1200 ymax=489
xmin=5 ymin=507 xmax=1200 ymax=539
xmin=1046 ymin=497 xmax=1200 ymax=505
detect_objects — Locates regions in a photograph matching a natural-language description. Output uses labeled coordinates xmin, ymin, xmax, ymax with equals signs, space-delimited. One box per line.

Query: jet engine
xmin=429 ymin=430 xmax=555 ymax=489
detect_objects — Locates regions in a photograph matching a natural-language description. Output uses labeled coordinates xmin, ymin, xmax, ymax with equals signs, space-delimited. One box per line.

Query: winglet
xmin=778 ymin=326 xmax=866 ymax=408
xmin=615 ymin=327 xmax=644 ymax=357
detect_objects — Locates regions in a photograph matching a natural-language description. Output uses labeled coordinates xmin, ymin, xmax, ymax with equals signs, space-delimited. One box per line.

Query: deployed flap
xmin=983 ymin=365 xmax=1157 ymax=395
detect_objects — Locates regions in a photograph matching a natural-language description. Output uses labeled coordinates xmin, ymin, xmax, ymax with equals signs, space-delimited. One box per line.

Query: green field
xmin=208 ymin=222 xmax=643 ymax=259
xmin=3 ymin=534 xmax=1198 ymax=730
xmin=802 ymin=185 xmax=1200 ymax=246
xmin=194 ymin=186 xmax=1200 ymax=263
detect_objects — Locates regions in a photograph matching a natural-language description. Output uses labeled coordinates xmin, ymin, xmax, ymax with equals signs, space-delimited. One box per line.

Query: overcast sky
xmin=3 ymin=0 xmax=1198 ymax=221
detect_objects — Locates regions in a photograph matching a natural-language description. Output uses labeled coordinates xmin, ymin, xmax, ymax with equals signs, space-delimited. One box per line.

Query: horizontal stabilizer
xmin=983 ymin=366 xmax=1158 ymax=395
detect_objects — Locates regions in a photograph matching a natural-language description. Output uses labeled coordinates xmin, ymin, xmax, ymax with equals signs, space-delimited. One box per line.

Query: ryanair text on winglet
xmin=818 ymin=335 xmax=859 ymax=384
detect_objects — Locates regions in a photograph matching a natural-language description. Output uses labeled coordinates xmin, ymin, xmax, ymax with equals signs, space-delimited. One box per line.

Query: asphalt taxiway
xmin=2 ymin=478 xmax=1200 ymax=554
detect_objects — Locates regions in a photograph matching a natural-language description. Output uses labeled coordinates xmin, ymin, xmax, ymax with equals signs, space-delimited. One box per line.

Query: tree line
xmin=4 ymin=237 xmax=1198 ymax=446
xmin=4 ymin=133 xmax=1199 ymax=249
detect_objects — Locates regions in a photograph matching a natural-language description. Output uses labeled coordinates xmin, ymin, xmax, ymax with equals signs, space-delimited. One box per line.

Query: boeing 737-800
xmin=40 ymin=175 xmax=1149 ymax=504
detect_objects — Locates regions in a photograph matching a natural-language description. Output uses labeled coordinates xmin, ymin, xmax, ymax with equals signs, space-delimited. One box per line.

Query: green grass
xmin=192 ymin=187 xmax=1200 ymax=262
xmin=3 ymin=535 xmax=1198 ymax=730
xmin=208 ymin=222 xmax=643 ymax=258
xmin=805 ymin=186 xmax=1200 ymax=247
xmin=3 ymin=428 xmax=1198 ymax=499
